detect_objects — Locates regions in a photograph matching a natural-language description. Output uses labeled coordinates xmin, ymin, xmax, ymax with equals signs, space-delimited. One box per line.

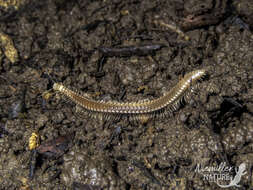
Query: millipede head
xmin=53 ymin=83 xmax=64 ymax=92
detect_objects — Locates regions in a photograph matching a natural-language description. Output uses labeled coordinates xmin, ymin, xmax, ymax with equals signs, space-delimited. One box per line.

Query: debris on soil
xmin=0 ymin=0 xmax=26 ymax=10
xmin=179 ymin=0 xmax=228 ymax=31
xmin=154 ymin=20 xmax=190 ymax=41
xmin=28 ymin=132 xmax=39 ymax=150
xmin=98 ymin=44 xmax=165 ymax=57
xmin=28 ymin=149 xmax=37 ymax=179
xmin=0 ymin=31 xmax=18 ymax=63
xmin=37 ymin=133 xmax=74 ymax=158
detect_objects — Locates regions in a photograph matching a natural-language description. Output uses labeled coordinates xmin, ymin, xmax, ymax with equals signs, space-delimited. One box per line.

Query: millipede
xmin=51 ymin=69 xmax=207 ymax=121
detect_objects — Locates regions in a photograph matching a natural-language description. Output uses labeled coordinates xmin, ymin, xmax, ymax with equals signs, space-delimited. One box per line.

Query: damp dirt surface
xmin=0 ymin=0 xmax=253 ymax=189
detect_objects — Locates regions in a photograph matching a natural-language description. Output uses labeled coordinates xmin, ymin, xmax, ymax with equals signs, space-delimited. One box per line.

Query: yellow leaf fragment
xmin=0 ymin=32 xmax=18 ymax=63
xmin=28 ymin=132 xmax=40 ymax=150
xmin=0 ymin=0 xmax=24 ymax=10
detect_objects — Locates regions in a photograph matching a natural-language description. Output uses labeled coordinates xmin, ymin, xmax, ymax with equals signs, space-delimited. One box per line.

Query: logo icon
xmin=195 ymin=162 xmax=246 ymax=188
xmin=216 ymin=163 xmax=246 ymax=188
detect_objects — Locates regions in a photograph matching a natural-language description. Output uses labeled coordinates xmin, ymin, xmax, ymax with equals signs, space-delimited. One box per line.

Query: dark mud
xmin=0 ymin=0 xmax=253 ymax=189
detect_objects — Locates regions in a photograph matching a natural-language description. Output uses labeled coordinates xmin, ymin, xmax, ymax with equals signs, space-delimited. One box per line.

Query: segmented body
xmin=53 ymin=69 xmax=206 ymax=117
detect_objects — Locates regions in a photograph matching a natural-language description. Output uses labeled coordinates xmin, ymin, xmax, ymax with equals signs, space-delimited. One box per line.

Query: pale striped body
xmin=52 ymin=69 xmax=206 ymax=117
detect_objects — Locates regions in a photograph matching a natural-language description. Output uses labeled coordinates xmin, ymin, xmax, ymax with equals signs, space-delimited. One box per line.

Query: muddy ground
xmin=0 ymin=0 xmax=253 ymax=189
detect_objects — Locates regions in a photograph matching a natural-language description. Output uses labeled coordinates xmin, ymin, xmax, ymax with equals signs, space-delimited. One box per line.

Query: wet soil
xmin=0 ymin=0 xmax=253 ymax=189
